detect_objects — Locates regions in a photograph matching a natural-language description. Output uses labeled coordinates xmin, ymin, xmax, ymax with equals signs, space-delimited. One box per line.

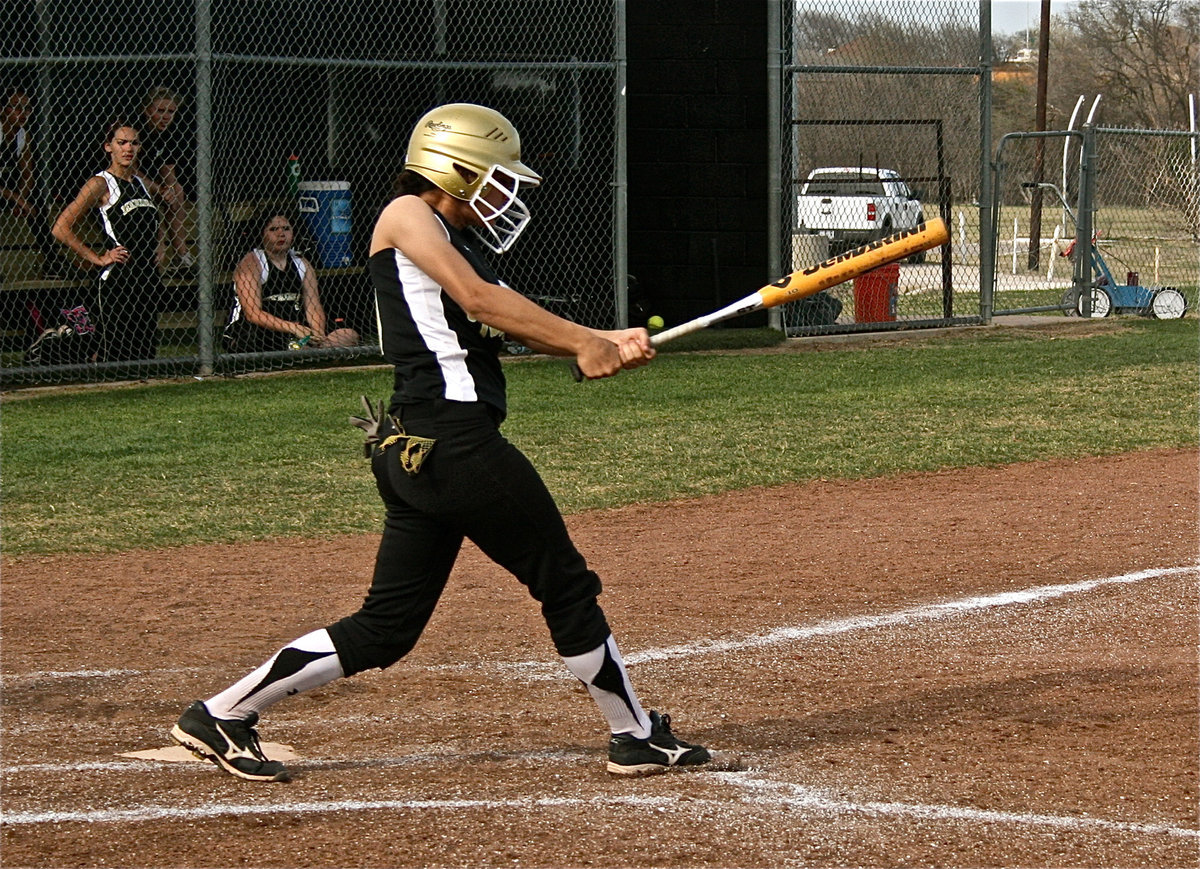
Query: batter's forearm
xmin=462 ymin=285 xmax=597 ymax=358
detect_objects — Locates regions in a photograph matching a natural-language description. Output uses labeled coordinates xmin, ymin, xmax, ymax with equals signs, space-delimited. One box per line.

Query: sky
xmin=820 ymin=2 xmax=1083 ymax=37
xmin=990 ymin=0 xmax=1081 ymax=35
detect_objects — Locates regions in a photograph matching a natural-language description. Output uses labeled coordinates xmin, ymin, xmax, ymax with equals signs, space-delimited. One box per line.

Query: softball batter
xmin=171 ymin=103 xmax=710 ymax=781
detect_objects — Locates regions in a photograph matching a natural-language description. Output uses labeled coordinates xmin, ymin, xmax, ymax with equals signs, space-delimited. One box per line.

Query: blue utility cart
xmin=1023 ymin=182 xmax=1187 ymax=320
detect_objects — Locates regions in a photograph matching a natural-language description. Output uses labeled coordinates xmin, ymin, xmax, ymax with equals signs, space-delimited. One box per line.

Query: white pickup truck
xmin=795 ymin=167 xmax=927 ymax=261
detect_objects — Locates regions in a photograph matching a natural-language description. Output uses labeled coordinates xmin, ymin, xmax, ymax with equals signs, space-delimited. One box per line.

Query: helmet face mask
xmin=469 ymin=163 xmax=535 ymax=253
xmin=405 ymin=103 xmax=541 ymax=253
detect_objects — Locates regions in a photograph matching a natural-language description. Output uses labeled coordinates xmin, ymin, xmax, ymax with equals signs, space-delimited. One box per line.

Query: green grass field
xmin=1 ymin=319 xmax=1195 ymax=557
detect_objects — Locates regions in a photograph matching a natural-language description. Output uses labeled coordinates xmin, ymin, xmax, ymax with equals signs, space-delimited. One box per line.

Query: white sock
xmin=204 ymin=629 xmax=344 ymax=720
xmin=561 ymin=636 xmax=651 ymax=738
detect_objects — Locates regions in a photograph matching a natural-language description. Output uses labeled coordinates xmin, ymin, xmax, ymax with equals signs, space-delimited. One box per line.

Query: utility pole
xmin=1028 ymin=0 xmax=1051 ymax=269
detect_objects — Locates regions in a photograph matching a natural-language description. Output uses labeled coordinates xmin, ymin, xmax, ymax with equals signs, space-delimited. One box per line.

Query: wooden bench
xmin=0 ymin=211 xmax=54 ymax=283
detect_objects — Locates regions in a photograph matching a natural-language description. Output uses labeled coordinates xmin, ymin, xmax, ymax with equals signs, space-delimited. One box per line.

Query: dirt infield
xmin=2 ymin=448 xmax=1197 ymax=868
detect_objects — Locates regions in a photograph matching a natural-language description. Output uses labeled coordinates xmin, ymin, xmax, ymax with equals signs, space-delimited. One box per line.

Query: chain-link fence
xmin=1 ymin=0 xmax=622 ymax=386
xmin=992 ymin=127 xmax=1199 ymax=319
xmin=778 ymin=0 xmax=988 ymax=334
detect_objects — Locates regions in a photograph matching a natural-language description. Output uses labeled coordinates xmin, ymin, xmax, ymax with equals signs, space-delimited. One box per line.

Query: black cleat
xmin=607 ymin=710 xmax=711 ymax=775
xmin=170 ymin=701 xmax=290 ymax=782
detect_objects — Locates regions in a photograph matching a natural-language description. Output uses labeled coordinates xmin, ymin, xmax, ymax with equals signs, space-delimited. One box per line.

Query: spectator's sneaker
xmin=607 ymin=710 xmax=711 ymax=775
xmin=170 ymin=701 xmax=290 ymax=782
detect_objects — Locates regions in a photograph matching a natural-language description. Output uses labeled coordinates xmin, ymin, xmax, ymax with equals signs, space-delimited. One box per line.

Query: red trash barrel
xmin=853 ymin=262 xmax=899 ymax=322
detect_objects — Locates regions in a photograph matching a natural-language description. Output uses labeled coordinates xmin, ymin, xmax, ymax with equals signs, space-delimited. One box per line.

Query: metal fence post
xmin=1075 ymin=123 xmax=1096 ymax=316
xmin=766 ymin=0 xmax=783 ymax=331
xmin=978 ymin=0 xmax=994 ymax=324
xmin=195 ymin=0 xmax=215 ymax=376
xmin=613 ymin=0 xmax=628 ymax=329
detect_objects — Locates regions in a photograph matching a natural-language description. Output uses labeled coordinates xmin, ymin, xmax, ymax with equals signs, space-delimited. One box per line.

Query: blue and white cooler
xmin=297 ymin=180 xmax=353 ymax=268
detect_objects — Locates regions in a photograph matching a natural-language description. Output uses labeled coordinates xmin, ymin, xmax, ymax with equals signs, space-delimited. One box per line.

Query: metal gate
xmin=992 ymin=126 xmax=1199 ymax=320
xmin=771 ymin=0 xmax=991 ymax=336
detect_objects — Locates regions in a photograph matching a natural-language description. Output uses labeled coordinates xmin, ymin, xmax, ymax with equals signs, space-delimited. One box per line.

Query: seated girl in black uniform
xmin=223 ymin=211 xmax=359 ymax=352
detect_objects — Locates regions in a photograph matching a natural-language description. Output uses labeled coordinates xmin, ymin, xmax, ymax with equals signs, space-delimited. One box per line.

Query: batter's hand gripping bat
xmin=572 ymin=216 xmax=949 ymax=381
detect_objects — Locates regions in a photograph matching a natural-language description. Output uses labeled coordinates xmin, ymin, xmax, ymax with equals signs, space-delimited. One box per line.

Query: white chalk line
xmin=0 ymin=666 xmax=200 ymax=688
xmin=0 ymin=792 xmax=669 ymax=827
xmin=718 ymin=774 xmax=1200 ymax=840
xmin=3 ymin=772 xmax=1196 ymax=841
xmin=625 ymin=565 xmax=1198 ymax=665
xmin=3 ymin=565 xmax=1198 ymax=842
xmin=3 ymin=748 xmax=590 ymax=777
xmin=4 ymin=565 xmax=1194 ymax=689
xmin=321 ymin=563 xmax=1200 ymax=678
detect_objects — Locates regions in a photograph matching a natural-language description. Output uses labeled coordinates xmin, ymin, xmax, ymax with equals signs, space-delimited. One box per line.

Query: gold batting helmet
xmin=405 ymin=103 xmax=542 ymax=253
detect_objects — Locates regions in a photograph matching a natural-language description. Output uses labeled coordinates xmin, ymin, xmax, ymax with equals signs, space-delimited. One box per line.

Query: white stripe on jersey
xmin=390 ymin=249 xmax=478 ymax=402
xmin=96 ymin=172 xmax=122 ymax=282
xmin=251 ymin=248 xmax=308 ymax=284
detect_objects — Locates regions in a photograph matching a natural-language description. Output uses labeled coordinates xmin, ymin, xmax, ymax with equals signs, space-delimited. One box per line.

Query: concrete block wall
xmin=626 ymin=1 xmax=769 ymax=327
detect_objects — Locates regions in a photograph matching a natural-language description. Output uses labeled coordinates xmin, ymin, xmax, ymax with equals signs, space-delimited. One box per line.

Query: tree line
xmin=790 ymin=0 xmax=1198 ymax=205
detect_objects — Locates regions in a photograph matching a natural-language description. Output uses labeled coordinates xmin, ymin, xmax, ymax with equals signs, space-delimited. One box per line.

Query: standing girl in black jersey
xmin=171 ymin=103 xmax=710 ymax=782
xmin=52 ymin=122 xmax=164 ymax=361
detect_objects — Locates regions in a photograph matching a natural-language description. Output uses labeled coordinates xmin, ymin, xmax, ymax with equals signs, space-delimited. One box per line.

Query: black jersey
xmin=90 ymin=171 xmax=163 ymax=362
xmin=227 ymin=249 xmax=308 ymax=326
xmin=95 ymin=171 xmax=159 ymax=274
xmin=139 ymin=125 xmax=193 ymax=194
xmin=223 ymin=249 xmax=311 ymax=354
xmin=370 ymin=208 xmax=507 ymax=419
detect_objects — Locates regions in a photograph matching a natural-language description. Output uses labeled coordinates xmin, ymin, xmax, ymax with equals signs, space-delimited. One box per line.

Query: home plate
xmin=119 ymin=743 xmax=298 ymax=763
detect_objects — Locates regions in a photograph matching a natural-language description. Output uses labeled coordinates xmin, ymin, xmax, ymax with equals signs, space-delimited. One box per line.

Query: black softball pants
xmin=327 ymin=399 xmax=612 ymax=676
xmin=94 ymin=267 xmax=161 ymax=362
